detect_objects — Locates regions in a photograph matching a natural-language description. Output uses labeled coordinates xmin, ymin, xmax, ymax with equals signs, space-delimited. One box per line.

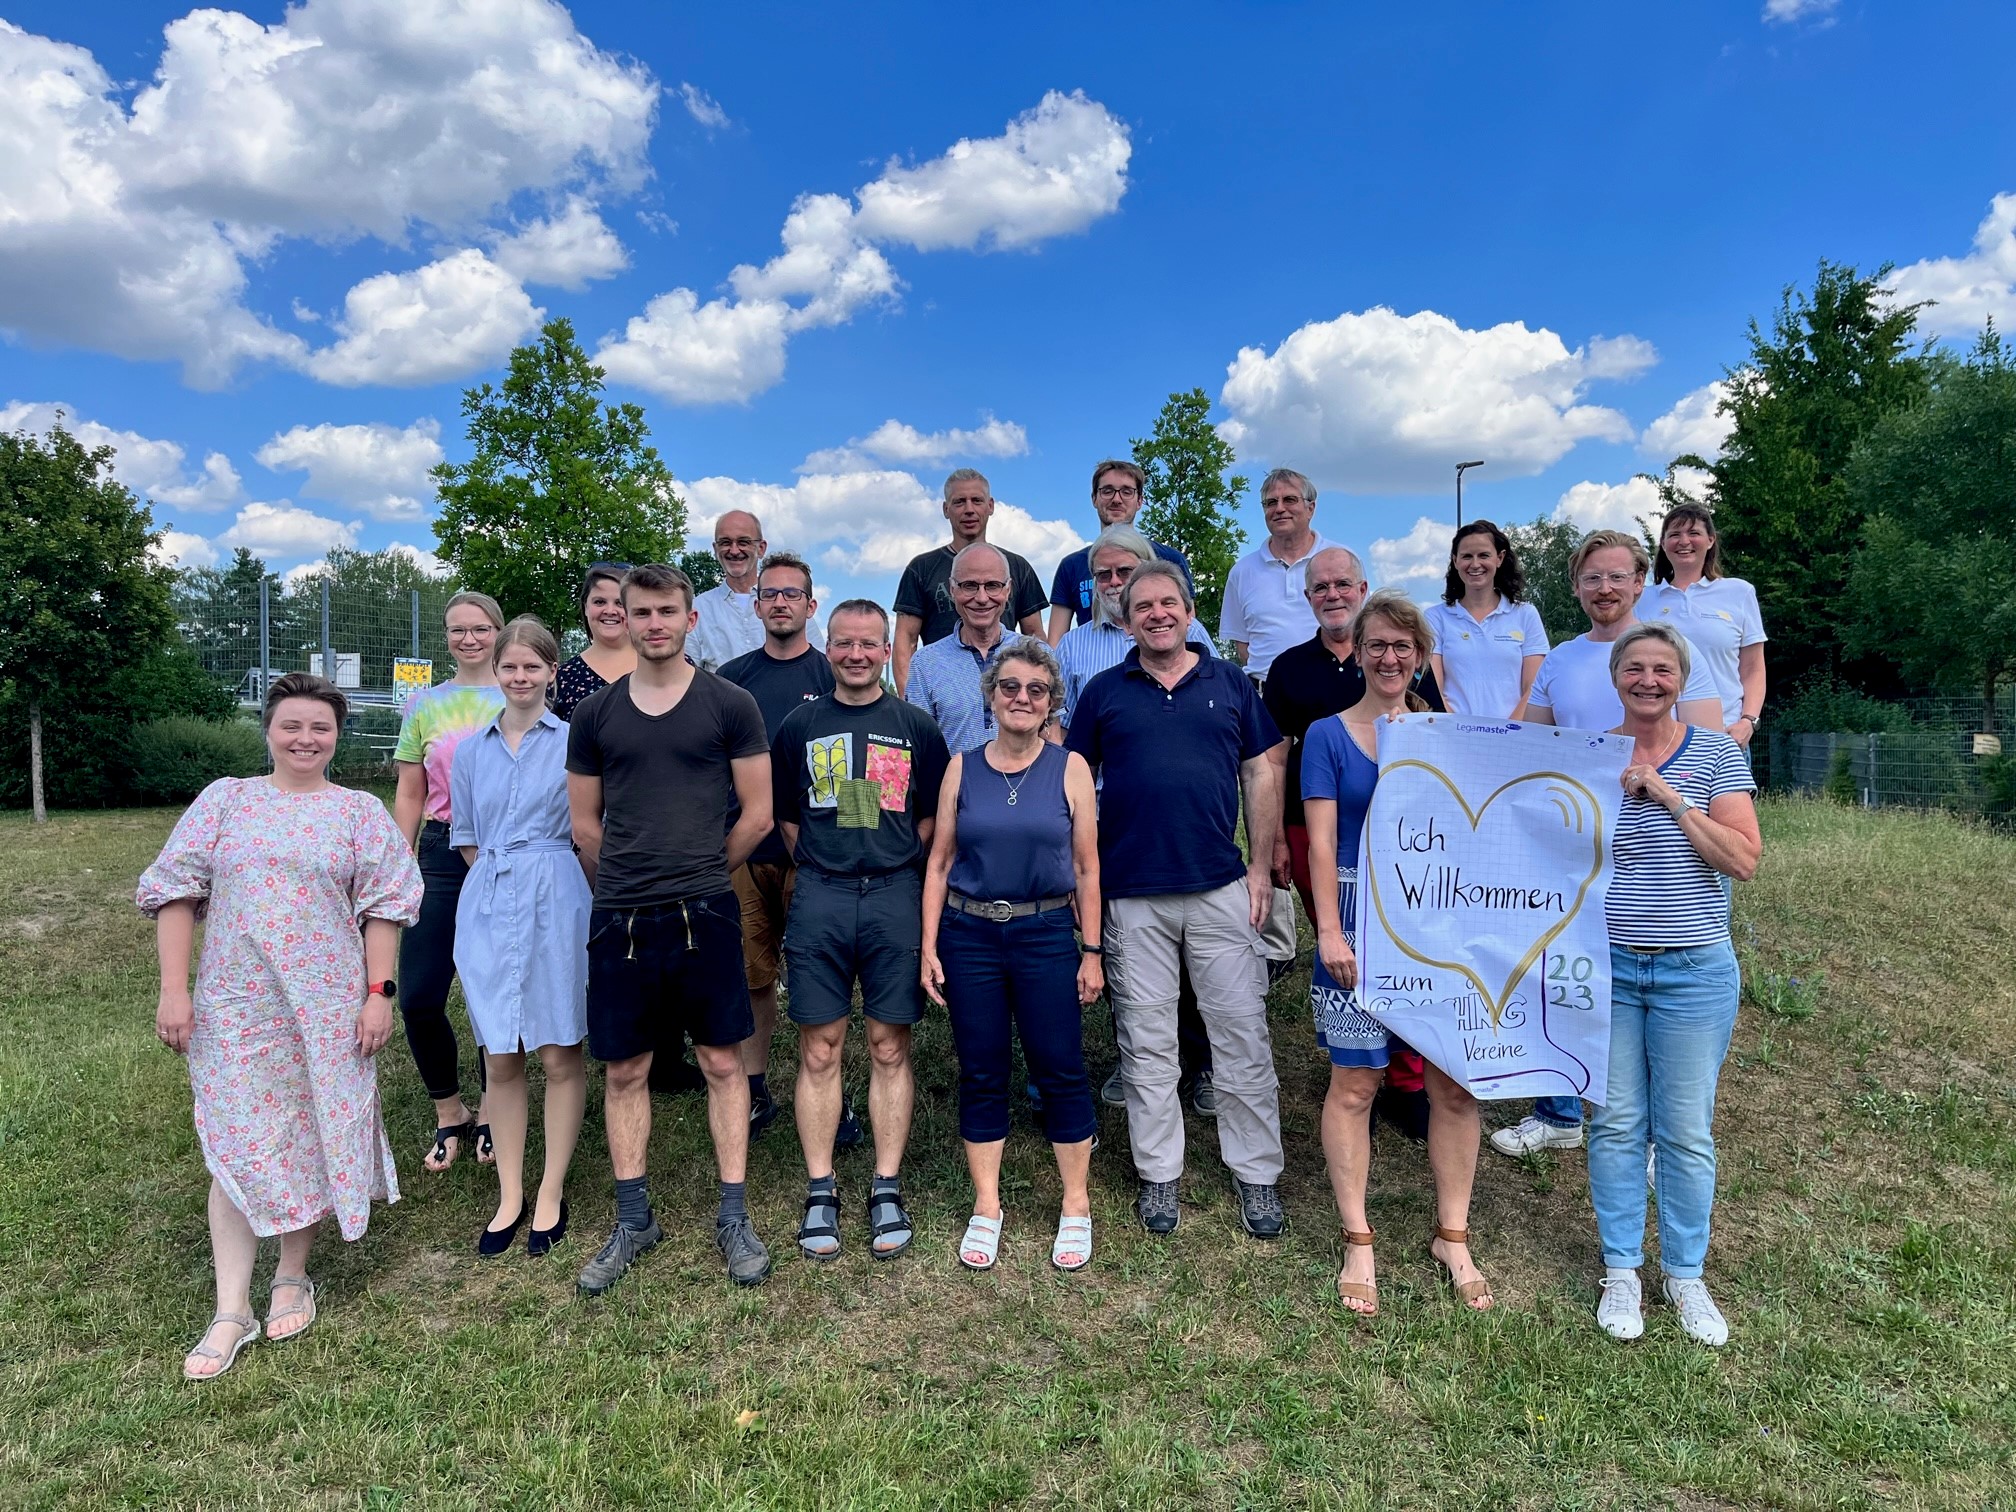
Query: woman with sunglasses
xmin=392 ymin=590 xmax=506 ymax=1173
xmin=553 ymin=563 xmax=635 ymax=721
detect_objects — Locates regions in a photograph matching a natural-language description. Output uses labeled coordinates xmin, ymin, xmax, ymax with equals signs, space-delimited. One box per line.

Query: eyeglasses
xmin=1359 ymin=640 xmax=1418 ymax=661
xmin=953 ymin=578 xmax=1008 ymax=595
xmin=447 ymin=625 xmax=498 ymax=638
xmin=1092 ymin=564 xmax=1137 ymax=582
xmin=1095 ymin=485 xmax=1141 ymax=501
xmin=995 ymin=678 xmax=1052 ymax=701
xmin=1308 ymin=578 xmax=1361 ymax=598
xmin=714 ymin=536 xmax=761 ymax=550
xmin=1264 ymin=494 xmax=1309 ymax=508
xmin=1576 ymin=571 xmax=1639 ymax=589
xmin=756 ymin=586 xmax=808 ymax=602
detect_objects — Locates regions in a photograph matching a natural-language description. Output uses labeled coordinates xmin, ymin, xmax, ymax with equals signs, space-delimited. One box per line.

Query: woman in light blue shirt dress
xmin=451 ymin=617 xmax=591 ymax=1259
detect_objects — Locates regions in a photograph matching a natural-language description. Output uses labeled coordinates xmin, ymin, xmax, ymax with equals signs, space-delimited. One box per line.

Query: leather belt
xmin=947 ymin=891 xmax=1073 ymax=922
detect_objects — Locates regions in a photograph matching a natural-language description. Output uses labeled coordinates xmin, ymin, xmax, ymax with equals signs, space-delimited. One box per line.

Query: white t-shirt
xmin=1217 ymin=534 xmax=1347 ymax=678
xmin=1526 ymin=630 xmax=1720 ymax=731
xmin=1642 ymin=577 xmax=1767 ymax=727
xmin=1426 ymin=598 xmax=1550 ymax=717
xmin=686 ymin=583 xmax=825 ymax=673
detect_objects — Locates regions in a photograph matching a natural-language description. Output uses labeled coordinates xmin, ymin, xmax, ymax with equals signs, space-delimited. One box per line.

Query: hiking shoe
xmin=717 ymin=1216 xmax=774 ymax=1287
xmin=748 ymin=1093 xmax=779 ymax=1141
xmin=1231 ymin=1177 xmax=1286 ymax=1239
xmin=1597 ymin=1269 xmax=1644 ymax=1340
xmin=577 ymin=1217 xmax=662 ymax=1296
xmin=834 ymin=1094 xmax=865 ymax=1151
xmin=1185 ymin=1070 xmax=1219 ymax=1119
xmin=1099 ymin=1067 xmax=1126 ymax=1107
xmin=1374 ymin=1085 xmax=1430 ymax=1142
xmin=1136 ymin=1179 xmax=1181 ymax=1236
xmin=1488 ymin=1115 xmax=1583 ymax=1157
xmin=1663 ymin=1276 xmax=1729 ymax=1347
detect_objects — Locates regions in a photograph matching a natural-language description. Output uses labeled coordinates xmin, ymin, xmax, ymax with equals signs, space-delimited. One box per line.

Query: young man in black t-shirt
xmin=565 ymin=563 xmax=776 ymax=1293
xmin=717 ymin=553 xmax=836 ymax=1141
xmin=770 ymin=599 xmax=950 ymax=1262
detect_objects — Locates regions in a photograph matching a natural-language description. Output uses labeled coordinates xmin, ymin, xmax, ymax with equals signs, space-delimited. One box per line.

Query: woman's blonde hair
xmin=445 ymin=589 xmax=506 ymax=630
xmin=494 ymin=614 xmax=561 ymax=669
xmin=1350 ymin=589 xmax=1437 ymax=713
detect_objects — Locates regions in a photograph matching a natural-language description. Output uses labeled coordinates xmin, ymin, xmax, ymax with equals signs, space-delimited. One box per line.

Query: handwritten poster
xmin=1357 ymin=716 xmax=1630 ymax=1104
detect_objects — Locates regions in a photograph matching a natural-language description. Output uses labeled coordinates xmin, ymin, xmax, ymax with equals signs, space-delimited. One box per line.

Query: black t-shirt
xmin=771 ymin=692 xmax=950 ymax=878
xmin=893 ymin=544 xmax=1048 ymax=646
xmin=565 ymin=672 xmax=769 ymax=907
xmin=718 ymin=644 xmax=837 ymax=865
xmin=1262 ymin=633 xmax=1445 ymax=827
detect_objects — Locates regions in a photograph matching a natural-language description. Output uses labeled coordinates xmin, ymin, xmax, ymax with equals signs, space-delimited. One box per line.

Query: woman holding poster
xmin=1304 ymin=591 xmax=1493 ymax=1317
xmin=1590 ymin=623 xmax=1761 ymax=1347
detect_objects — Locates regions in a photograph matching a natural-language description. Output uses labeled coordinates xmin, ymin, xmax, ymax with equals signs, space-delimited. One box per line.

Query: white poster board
xmin=1357 ymin=716 xmax=1630 ymax=1105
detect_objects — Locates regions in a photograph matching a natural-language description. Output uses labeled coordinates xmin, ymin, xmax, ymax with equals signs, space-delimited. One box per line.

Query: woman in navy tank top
xmin=922 ymin=640 xmax=1104 ymax=1273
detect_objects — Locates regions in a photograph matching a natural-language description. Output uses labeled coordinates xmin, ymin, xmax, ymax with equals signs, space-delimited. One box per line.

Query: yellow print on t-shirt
xmin=806 ymin=732 xmax=852 ymax=809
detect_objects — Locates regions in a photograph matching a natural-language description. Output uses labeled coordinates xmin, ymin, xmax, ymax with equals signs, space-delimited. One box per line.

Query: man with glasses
xmin=1262 ymin=546 xmax=1443 ymax=1139
xmin=716 ymin=553 xmax=845 ymax=1144
xmin=1218 ymin=469 xmax=1349 ymax=683
xmin=1044 ymin=459 xmax=1194 ymax=645
xmin=689 ymin=510 xmax=826 ymax=673
xmin=893 ymin=470 xmax=1046 ymax=694
xmin=1498 ymin=528 xmax=1723 ymax=1159
xmin=1066 ymin=562 xmax=1290 ymax=1241
xmin=903 ymin=542 xmax=1034 ymax=755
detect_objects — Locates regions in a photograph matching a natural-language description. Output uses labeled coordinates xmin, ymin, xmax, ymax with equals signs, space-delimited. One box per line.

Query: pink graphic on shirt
xmin=865 ymin=743 xmax=912 ymax=811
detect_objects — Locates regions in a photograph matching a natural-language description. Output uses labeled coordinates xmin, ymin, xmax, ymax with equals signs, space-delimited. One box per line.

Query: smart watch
xmin=367 ymin=979 xmax=398 ymax=999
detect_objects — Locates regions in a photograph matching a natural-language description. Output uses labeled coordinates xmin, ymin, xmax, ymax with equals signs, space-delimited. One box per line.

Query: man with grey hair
xmin=893 ymin=469 xmax=1046 ymax=694
xmin=903 ymin=542 xmax=1034 ymax=755
xmin=688 ymin=509 xmax=826 ymax=672
xmin=1218 ymin=468 xmax=1354 ymax=681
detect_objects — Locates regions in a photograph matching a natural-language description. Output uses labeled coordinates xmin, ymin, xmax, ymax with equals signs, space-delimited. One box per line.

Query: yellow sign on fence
xmin=393 ymin=658 xmax=434 ymax=695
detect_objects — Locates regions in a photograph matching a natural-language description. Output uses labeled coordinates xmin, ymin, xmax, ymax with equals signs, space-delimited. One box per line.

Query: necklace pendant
xmin=1006 ymin=791 xmax=1018 ymax=805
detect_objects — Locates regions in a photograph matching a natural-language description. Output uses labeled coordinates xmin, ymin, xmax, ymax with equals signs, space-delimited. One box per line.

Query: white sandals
xmin=958 ymin=1212 xmax=1004 ymax=1270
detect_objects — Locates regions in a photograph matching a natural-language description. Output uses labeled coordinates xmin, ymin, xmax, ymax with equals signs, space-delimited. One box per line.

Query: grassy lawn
xmin=1 ymin=796 xmax=2011 ymax=1509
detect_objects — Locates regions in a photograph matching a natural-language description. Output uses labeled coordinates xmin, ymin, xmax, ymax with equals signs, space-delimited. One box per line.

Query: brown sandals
xmin=1336 ymin=1229 xmax=1379 ymax=1317
xmin=1429 ymin=1226 xmax=1495 ymax=1311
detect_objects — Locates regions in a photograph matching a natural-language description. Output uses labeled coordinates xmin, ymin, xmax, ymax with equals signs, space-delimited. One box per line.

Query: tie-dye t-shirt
xmin=392 ymin=682 xmax=507 ymax=824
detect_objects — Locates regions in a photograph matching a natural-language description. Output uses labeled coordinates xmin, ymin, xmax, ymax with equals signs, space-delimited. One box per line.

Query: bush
xmin=129 ymin=716 xmax=269 ymax=802
xmin=1778 ymin=677 xmax=1916 ymax=735
xmin=346 ymin=704 xmax=405 ymax=740
xmin=1823 ymin=748 xmax=1859 ymax=805
xmin=327 ymin=735 xmax=392 ymax=786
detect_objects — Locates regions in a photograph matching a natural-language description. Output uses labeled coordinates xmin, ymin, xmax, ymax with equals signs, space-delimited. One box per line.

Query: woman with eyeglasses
xmin=1425 ymin=520 xmax=1549 ymax=719
xmin=553 ymin=563 xmax=635 ymax=721
xmin=1304 ymin=590 xmax=1493 ymax=1317
xmin=922 ymin=638 xmax=1104 ymax=1272
xmin=392 ymin=589 xmax=507 ymax=1173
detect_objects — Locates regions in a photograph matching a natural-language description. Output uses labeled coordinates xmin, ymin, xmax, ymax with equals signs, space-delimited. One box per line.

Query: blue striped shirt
xmin=1607 ymin=726 xmax=1754 ymax=947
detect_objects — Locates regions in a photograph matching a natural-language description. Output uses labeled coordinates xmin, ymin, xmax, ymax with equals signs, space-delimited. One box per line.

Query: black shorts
xmin=783 ymin=868 xmax=925 ymax=1028
xmin=586 ymin=893 xmax=755 ymax=1061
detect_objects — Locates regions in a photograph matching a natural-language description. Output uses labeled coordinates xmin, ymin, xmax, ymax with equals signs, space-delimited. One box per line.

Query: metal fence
xmin=1769 ymin=730 xmax=2007 ymax=812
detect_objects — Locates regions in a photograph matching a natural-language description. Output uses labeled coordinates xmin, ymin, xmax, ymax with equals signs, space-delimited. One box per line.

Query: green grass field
xmin=2 ymin=796 xmax=2012 ymax=1509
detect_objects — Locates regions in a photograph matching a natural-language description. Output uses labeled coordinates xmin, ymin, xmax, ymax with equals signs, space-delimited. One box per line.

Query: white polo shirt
xmin=1218 ymin=533 xmax=1346 ymax=678
xmin=1526 ymin=630 xmax=1720 ymax=731
xmin=686 ymin=583 xmax=826 ymax=673
xmin=1642 ymin=576 xmax=1767 ymax=727
xmin=1425 ymin=598 xmax=1550 ymax=717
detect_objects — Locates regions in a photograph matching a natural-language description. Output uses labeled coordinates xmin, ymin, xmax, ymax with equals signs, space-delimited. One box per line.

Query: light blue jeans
xmin=1588 ymin=938 xmax=1740 ymax=1278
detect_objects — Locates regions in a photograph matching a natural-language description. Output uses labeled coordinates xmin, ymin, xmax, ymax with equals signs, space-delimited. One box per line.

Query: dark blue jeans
xmin=399 ymin=821 xmax=473 ymax=1102
xmin=940 ymin=907 xmax=1096 ymax=1145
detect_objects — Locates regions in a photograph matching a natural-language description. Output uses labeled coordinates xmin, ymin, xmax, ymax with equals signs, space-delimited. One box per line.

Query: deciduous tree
xmin=1132 ymin=388 xmax=1249 ymax=630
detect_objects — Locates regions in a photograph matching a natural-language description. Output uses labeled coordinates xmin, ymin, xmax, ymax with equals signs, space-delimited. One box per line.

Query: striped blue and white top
xmin=1607 ymin=726 xmax=1755 ymax=948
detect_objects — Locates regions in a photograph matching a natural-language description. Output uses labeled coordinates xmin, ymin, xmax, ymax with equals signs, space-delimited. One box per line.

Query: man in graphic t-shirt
xmin=770 ymin=599 xmax=951 ymax=1264
xmin=565 ymin=563 xmax=775 ymax=1294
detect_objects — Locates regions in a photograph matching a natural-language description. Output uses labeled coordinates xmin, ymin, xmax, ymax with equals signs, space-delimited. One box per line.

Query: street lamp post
xmin=1455 ymin=460 xmax=1485 ymax=531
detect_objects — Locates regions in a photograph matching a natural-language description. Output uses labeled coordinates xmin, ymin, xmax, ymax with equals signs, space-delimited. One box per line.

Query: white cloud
xmin=1639 ymin=380 xmax=1734 ymax=461
xmin=1888 ymin=193 xmax=2016 ymax=340
xmin=255 ymin=419 xmax=444 ymax=522
xmin=219 ymin=501 xmax=359 ymax=559
xmin=151 ymin=529 xmax=220 ymax=569
xmin=800 ymin=415 xmax=1028 ymax=473
xmin=386 ymin=540 xmax=450 ymax=577
xmin=1217 ymin=307 xmax=1652 ymax=494
xmin=1763 ymin=0 xmax=1839 ymax=23
xmin=304 ymin=250 xmax=543 ymax=387
xmin=0 ymin=399 xmax=242 ymax=509
xmin=597 ymin=92 xmax=1129 ymax=405
xmin=677 ymin=83 xmax=728 ymax=131
xmin=491 ymin=197 xmax=628 ymax=290
xmin=852 ymin=90 xmax=1131 ymax=252
xmin=1550 ymin=476 xmax=1667 ymax=536
xmin=0 ymin=1 xmax=654 ymax=385
xmin=1367 ymin=516 xmax=1453 ymax=596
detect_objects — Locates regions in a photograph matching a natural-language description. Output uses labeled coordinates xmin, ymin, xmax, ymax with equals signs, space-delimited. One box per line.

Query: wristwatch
xmin=367 ymin=979 xmax=398 ymax=999
xmin=1080 ymin=944 xmax=1104 ymax=956
xmin=1671 ymin=796 xmax=1698 ymax=819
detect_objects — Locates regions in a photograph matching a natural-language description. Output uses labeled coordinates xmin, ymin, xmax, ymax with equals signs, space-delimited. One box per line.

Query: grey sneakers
xmin=716 ymin=1215 xmax=774 ymax=1287
xmin=578 ymin=1217 xmax=663 ymax=1296
xmin=1136 ymin=1179 xmax=1180 ymax=1235
xmin=1231 ymin=1178 xmax=1286 ymax=1239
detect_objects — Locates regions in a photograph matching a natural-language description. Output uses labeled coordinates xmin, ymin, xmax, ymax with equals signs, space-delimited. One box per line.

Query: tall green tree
xmin=1132 ymin=388 xmax=1249 ymax=629
xmin=1505 ymin=515 xmax=1586 ymax=646
xmin=173 ymin=547 xmax=278 ymax=688
xmin=1704 ymin=261 xmax=1930 ymax=693
xmin=433 ymin=318 xmax=687 ymax=628
xmin=0 ymin=424 xmax=175 ymax=820
xmin=1842 ymin=328 xmax=2016 ymax=732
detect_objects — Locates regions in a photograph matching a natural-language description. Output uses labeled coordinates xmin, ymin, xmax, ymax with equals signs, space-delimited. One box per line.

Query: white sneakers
xmin=1596 ymin=1268 xmax=1730 ymax=1347
xmin=1488 ymin=1115 xmax=1584 ymax=1157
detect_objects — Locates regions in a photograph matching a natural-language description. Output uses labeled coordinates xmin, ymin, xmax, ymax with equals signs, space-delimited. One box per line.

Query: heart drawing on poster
xmin=1365 ymin=761 xmax=1606 ymax=1028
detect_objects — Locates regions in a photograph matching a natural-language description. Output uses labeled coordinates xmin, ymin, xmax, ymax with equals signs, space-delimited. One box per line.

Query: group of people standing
xmin=142 ymin=458 xmax=1767 ymax=1383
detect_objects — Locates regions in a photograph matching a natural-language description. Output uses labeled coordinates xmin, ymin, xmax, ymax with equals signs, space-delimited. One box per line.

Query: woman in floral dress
xmin=141 ymin=674 xmax=422 ymax=1381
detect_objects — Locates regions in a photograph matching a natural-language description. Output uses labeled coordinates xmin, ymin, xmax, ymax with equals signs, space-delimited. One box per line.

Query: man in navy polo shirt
xmin=1065 ymin=561 xmax=1290 ymax=1240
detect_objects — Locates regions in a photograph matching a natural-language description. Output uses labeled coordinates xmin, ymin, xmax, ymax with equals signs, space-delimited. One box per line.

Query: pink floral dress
xmin=136 ymin=779 xmax=423 ymax=1239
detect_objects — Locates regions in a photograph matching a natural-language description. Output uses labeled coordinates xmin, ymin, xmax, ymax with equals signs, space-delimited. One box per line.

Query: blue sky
xmin=4 ymin=0 xmax=2013 ymax=612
